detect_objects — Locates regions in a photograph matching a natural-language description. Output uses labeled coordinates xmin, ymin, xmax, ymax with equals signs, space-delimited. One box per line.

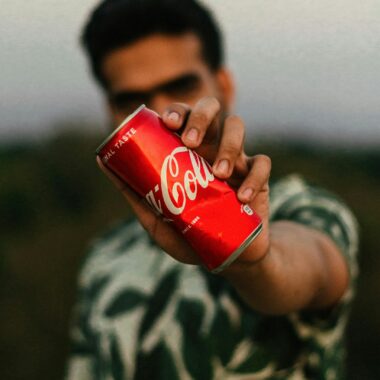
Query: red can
xmin=96 ymin=105 xmax=262 ymax=273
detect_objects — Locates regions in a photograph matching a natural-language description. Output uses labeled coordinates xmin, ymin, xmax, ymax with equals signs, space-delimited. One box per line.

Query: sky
xmin=1 ymin=0 xmax=379 ymax=146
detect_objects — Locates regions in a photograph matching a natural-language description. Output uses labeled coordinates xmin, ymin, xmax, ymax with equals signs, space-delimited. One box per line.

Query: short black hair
xmin=81 ymin=0 xmax=224 ymax=89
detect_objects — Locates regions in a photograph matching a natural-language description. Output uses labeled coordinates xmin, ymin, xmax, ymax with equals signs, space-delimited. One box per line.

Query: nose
xmin=148 ymin=92 xmax=174 ymax=115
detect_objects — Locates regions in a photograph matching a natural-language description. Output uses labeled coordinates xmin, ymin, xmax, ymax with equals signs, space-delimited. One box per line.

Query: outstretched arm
xmin=97 ymin=97 xmax=350 ymax=315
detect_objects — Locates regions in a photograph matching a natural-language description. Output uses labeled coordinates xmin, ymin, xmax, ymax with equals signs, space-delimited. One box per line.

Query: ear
xmin=215 ymin=67 xmax=235 ymax=112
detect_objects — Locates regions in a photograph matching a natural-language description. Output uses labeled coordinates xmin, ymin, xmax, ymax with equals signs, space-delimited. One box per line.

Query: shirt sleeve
xmin=270 ymin=174 xmax=359 ymax=282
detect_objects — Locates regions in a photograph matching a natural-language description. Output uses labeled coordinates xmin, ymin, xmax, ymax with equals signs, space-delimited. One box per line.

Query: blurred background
xmin=1 ymin=0 xmax=379 ymax=379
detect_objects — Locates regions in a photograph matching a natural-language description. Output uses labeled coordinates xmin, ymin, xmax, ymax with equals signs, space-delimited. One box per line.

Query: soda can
xmin=96 ymin=105 xmax=262 ymax=273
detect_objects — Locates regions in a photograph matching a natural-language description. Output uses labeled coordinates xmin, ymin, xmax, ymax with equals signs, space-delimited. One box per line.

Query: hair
xmin=81 ymin=0 xmax=224 ymax=89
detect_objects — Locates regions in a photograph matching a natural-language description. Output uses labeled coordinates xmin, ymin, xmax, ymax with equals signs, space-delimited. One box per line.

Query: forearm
xmin=221 ymin=221 xmax=349 ymax=315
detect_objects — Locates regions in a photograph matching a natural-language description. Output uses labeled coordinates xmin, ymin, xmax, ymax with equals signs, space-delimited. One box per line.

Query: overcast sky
xmin=1 ymin=0 xmax=379 ymax=145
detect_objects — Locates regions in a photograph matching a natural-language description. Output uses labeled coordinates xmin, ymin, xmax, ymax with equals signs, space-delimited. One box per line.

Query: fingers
xmin=182 ymin=97 xmax=220 ymax=147
xmin=161 ymin=98 xmax=270 ymax=205
xmin=212 ymin=115 xmax=245 ymax=179
xmin=237 ymin=155 xmax=271 ymax=203
xmin=162 ymin=103 xmax=191 ymax=131
xmin=162 ymin=97 xmax=221 ymax=148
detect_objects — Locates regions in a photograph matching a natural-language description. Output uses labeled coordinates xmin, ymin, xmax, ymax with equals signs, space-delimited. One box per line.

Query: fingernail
xmin=186 ymin=128 xmax=198 ymax=143
xmin=216 ymin=159 xmax=229 ymax=175
xmin=241 ymin=188 xmax=253 ymax=200
xmin=168 ymin=112 xmax=180 ymax=123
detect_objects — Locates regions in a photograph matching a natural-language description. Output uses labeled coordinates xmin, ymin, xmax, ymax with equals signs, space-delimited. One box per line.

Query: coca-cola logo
xmin=145 ymin=147 xmax=215 ymax=216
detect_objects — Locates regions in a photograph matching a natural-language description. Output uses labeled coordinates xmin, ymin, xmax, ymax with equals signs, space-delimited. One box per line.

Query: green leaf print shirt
xmin=66 ymin=175 xmax=359 ymax=380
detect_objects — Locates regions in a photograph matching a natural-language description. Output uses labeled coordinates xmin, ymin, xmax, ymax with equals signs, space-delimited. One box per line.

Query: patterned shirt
xmin=65 ymin=175 xmax=358 ymax=380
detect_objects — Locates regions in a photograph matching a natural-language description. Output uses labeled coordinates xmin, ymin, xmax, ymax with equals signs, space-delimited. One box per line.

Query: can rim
xmin=211 ymin=222 xmax=263 ymax=274
xmin=95 ymin=104 xmax=146 ymax=155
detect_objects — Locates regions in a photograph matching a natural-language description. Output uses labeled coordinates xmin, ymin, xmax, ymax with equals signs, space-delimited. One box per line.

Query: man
xmin=66 ymin=0 xmax=358 ymax=379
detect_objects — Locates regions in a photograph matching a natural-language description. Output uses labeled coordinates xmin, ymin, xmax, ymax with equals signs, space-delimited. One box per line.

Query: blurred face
xmin=101 ymin=33 xmax=234 ymax=127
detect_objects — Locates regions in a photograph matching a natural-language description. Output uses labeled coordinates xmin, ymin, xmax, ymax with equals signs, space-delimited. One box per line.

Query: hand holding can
xmin=96 ymin=105 xmax=262 ymax=273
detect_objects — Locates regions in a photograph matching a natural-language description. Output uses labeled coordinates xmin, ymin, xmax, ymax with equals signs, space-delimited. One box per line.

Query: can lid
xmin=95 ymin=104 xmax=146 ymax=155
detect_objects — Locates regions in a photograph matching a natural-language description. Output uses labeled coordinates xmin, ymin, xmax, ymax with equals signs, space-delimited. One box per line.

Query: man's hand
xmin=98 ymin=96 xmax=271 ymax=267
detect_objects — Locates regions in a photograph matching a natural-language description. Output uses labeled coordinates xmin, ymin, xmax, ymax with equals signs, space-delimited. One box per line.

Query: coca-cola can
xmin=96 ymin=105 xmax=262 ymax=273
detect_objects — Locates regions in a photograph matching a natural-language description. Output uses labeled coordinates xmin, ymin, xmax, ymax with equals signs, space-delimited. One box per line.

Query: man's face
xmin=101 ymin=33 xmax=234 ymax=127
